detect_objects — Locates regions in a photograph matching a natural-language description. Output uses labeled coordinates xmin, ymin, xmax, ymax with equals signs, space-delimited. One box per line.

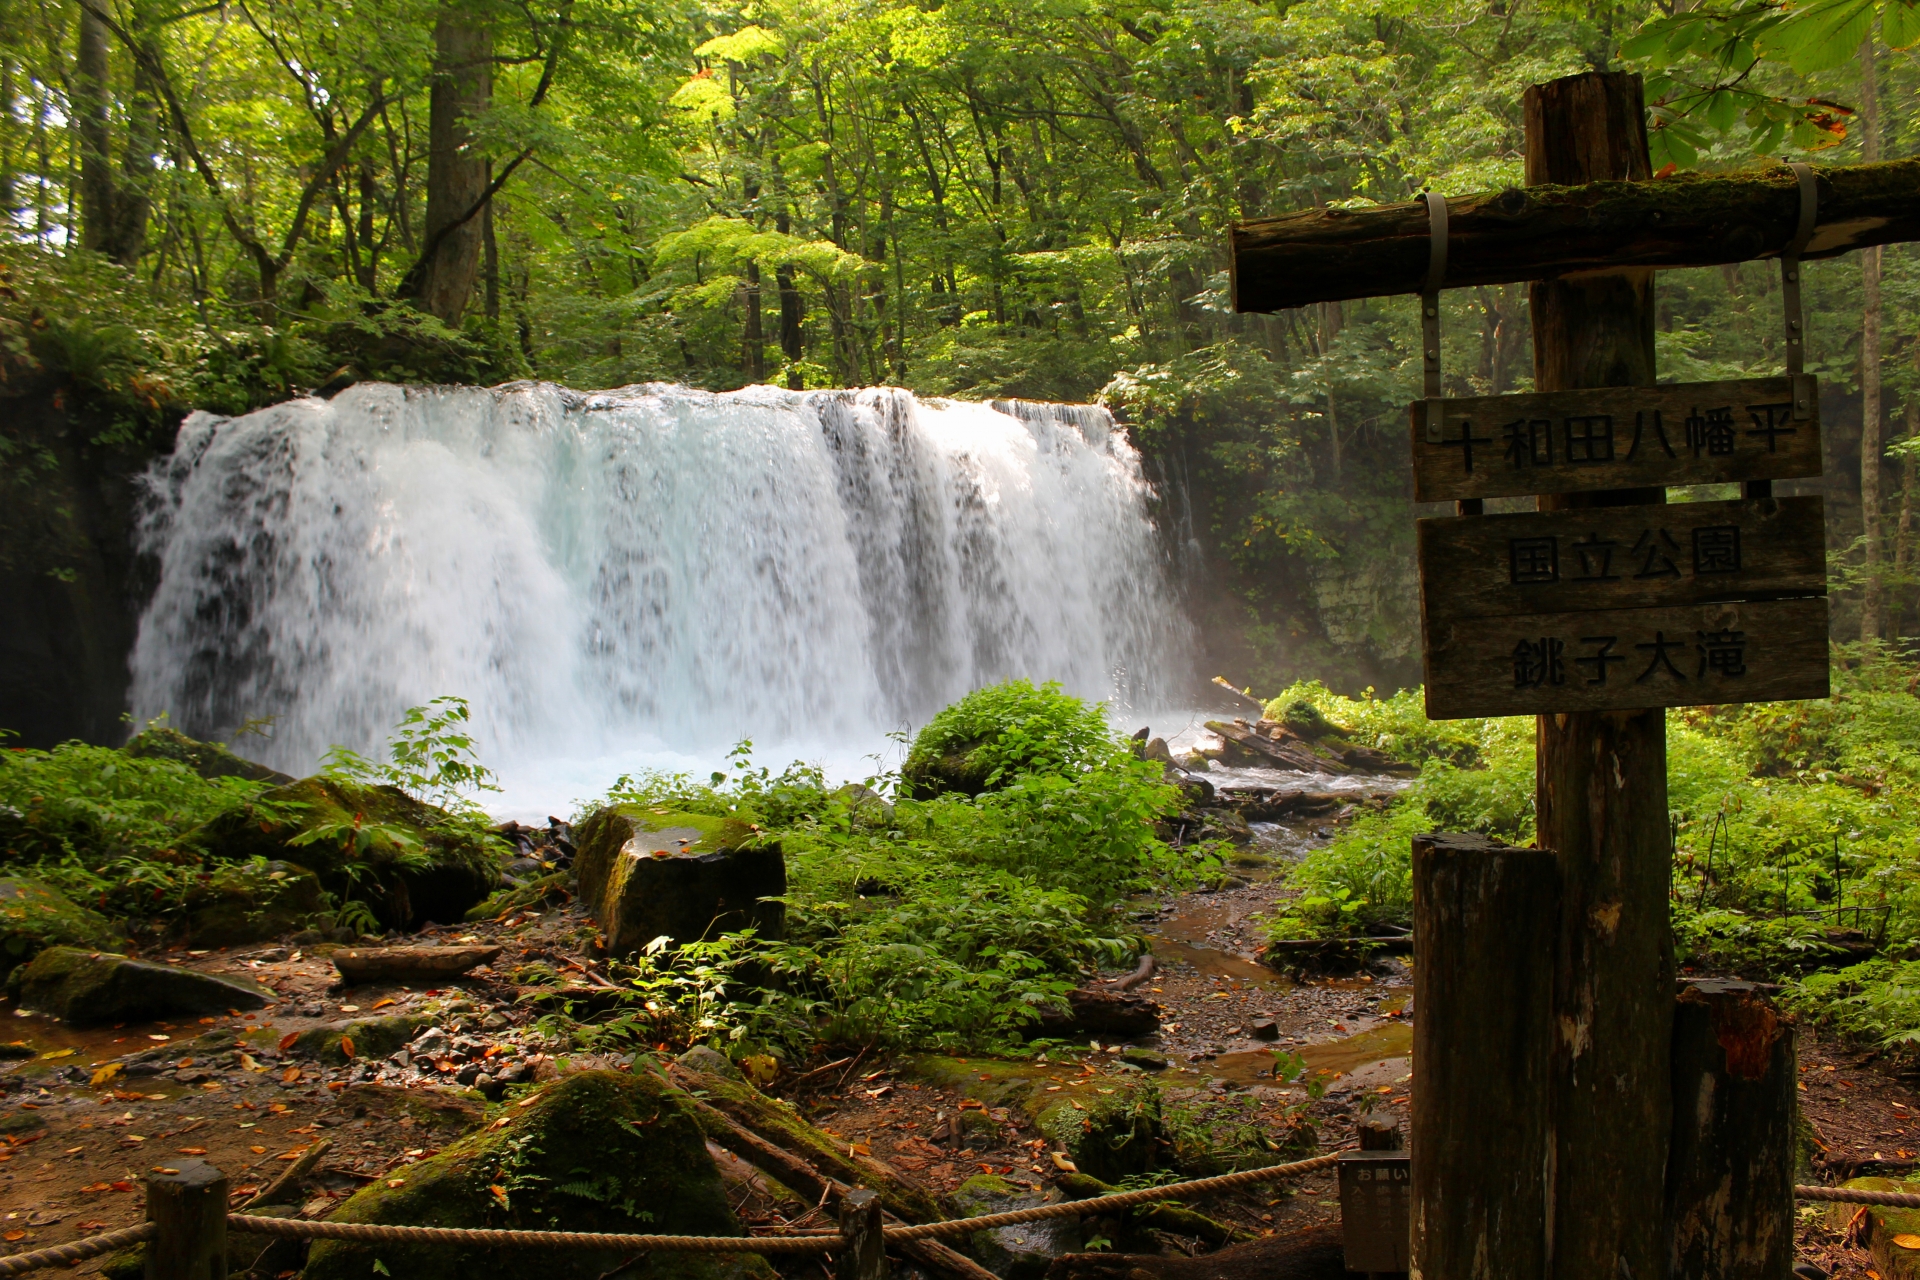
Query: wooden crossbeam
xmin=1230 ymin=157 xmax=1920 ymax=312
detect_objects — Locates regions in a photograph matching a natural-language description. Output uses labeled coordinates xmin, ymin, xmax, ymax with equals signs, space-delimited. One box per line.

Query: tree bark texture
xmin=74 ymin=4 xmax=115 ymax=258
xmin=414 ymin=8 xmax=491 ymax=325
xmin=1665 ymin=980 xmax=1796 ymax=1280
xmin=1410 ymin=833 xmax=1557 ymax=1280
xmin=1859 ymin=38 xmax=1885 ymax=642
xmin=144 ymin=1158 xmax=228 ymax=1280
xmin=1526 ymin=71 xmax=1676 ymax=1280
xmin=1229 ymin=155 xmax=1920 ymax=312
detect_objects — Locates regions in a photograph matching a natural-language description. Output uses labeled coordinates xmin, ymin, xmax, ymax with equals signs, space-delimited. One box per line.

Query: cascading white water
xmin=129 ymin=382 xmax=1193 ymax=806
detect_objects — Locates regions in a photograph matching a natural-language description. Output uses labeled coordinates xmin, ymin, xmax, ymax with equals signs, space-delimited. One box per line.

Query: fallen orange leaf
xmin=250 ymin=1146 xmax=266 ymax=1154
xmin=4 ymin=1230 xmax=25 ymax=1242
xmin=371 ymin=999 xmax=396 ymax=1010
xmin=340 ymin=1036 xmax=356 ymax=1059
xmin=278 ymin=1032 xmax=299 ymax=1052
xmin=178 ymin=1147 xmax=208 ymax=1155
xmin=280 ymin=1067 xmax=302 ymax=1084
xmin=1894 ymin=1235 xmax=1920 ymax=1250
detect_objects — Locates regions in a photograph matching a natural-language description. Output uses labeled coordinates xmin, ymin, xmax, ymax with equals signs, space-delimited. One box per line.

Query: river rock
xmin=184 ymin=860 xmax=324 ymax=947
xmin=8 ymin=946 xmax=275 ymax=1022
xmin=304 ymin=1070 xmax=772 ymax=1280
xmin=183 ymin=775 xmax=501 ymax=928
xmin=290 ymin=1014 xmax=433 ymax=1065
xmin=574 ymin=805 xmax=784 ymax=953
xmin=122 ymin=726 xmax=293 ymax=784
xmin=955 ymin=1173 xmax=1083 ymax=1279
xmin=0 ymin=879 xmax=119 ymax=978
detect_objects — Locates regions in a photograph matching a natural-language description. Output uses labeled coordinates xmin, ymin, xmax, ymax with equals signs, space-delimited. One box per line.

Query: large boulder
xmin=953 ymin=1174 xmax=1082 ymax=1280
xmin=184 ymin=776 xmax=501 ymax=929
xmin=182 ymin=859 xmax=324 ymax=947
xmin=122 ymin=726 xmax=293 ymax=785
xmin=304 ymin=1069 xmax=773 ymax=1280
xmin=8 ymin=946 xmax=275 ymax=1022
xmin=574 ymin=806 xmax=783 ymax=954
xmin=0 ymin=878 xmax=120 ymax=978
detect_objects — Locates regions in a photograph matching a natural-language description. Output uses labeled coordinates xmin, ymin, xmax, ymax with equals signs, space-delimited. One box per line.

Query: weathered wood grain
xmin=1230 ymin=156 xmax=1920 ymax=311
xmin=1408 ymin=377 xmax=1823 ymax=502
xmin=1423 ymin=595 xmax=1830 ymax=719
xmin=1418 ymin=495 xmax=1826 ymax=623
xmin=1411 ymin=833 xmax=1556 ymax=1280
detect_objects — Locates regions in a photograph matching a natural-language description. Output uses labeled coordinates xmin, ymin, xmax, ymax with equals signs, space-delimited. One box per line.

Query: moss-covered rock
xmin=574 ymin=806 xmax=783 ymax=953
xmin=304 ymin=1069 xmax=774 ymax=1280
xmin=952 ymin=1173 xmax=1082 ymax=1279
xmin=123 ymin=726 xmax=293 ymax=785
xmin=1037 ymin=1080 xmax=1163 ymax=1183
xmin=0 ymin=878 xmax=120 ymax=978
xmin=675 ymin=1066 xmax=943 ymax=1223
xmin=184 ymin=859 xmax=324 ymax=947
xmin=183 ymin=776 xmax=501 ymax=929
xmin=291 ymin=1014 xmax=432 ymax=1066
xmin=900 ymin=680 xmax=1115 ymax=799
xmin=1831 ymin=1176 xmax=1920 ymax=1279
xmin=8 ymin=946 xmax=274 ymax=1022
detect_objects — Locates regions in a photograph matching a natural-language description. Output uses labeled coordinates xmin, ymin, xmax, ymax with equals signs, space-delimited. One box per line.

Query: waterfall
xmin=129 ymin=382 xmax=1193 ymax=793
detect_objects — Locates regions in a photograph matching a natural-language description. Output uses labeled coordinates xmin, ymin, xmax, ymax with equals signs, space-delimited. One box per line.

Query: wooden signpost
xmin=1225 ymin=67 xmax=1911 ymax=1280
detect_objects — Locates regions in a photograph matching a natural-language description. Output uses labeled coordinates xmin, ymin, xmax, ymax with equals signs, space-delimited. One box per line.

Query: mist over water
xmin=130 ymin=382 xmax=1194 ymax=812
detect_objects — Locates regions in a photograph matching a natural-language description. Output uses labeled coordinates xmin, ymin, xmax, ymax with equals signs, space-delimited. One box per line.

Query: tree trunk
xmin=1526 ymin=71 xmax=1675 ymax=1280
xmin=1411 ymin=833 xmax=1557 ymax=1280
xmin=1859 ymin=37 xmax=1884 ymax=642
xmin=74 ymin=4 xmax=116 ymax=257
xmin=482 ymin=171 xmax=500 ymax=321
xmin=1665 ymin=980 xmax=1796 ymax=1279
xmin=110 ymin=58 xmax=156 ymax=265
xmin=1896 ymin=339 xmax=1919 ymax=640
xmin=413 ymin=8 xmax=491 ymax=326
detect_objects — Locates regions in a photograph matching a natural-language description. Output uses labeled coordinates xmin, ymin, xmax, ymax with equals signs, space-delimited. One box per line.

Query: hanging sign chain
xmin=1421 ymin=190 xmax=1449 ymax=442
xmin=1781 ymin=162 xmax=1817 ymax=418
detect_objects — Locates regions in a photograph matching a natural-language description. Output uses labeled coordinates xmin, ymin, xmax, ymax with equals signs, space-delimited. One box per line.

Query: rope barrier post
xmin=1410 ymin=833 xmax=1558 ymax=1280
xmin=145 ymin=1159 xmax=228 ymax=1280
xmin=836 ymin=1188 xmax=885 ymax=1280
xmin=1665 ymin=980 xmax=1797 ymax=1279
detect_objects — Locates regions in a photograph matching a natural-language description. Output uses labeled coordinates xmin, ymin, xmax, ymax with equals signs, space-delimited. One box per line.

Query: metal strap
xmin=1781 ymin=162 xmax=1816 ymax=410
xmin=1422 ymin=191 xmax=1448 ymax=440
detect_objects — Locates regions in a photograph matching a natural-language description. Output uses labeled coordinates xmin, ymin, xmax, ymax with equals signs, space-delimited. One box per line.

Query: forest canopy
xmin=2 ymin=0 xmax=1917 ymax=692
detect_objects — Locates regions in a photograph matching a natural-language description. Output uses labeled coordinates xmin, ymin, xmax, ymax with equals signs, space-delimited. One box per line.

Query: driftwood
xmin=1047 ymin=1224 xmax=1348 ymax=1280
xmin=1231 ymin=156 xmax=1920 ymax=311
xmin=1106 ymin=955 xmax=1156 ymax=992
xmin=680 ymin=1078 xmax=996 ymax=1280
xmin=332 ymin=945 xmax=501 ymax=984
xmin=240 ymin=1138 xmax=332 ymax=1210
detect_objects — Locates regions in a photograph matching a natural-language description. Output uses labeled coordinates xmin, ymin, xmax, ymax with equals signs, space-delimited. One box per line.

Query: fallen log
xmin=1206 ymin=721 xmax=1356 ymax=775
xmin=682 ymin=1081 xmax=996 ymax=1280
xmin=1231 ymin=157 xmax=1920 ymax=311
xmin=1055 ymin=1172 xmax=1250 ymax=1246
xmin=332 ymin=945 xmax=501 ymax=985
xmin=1106 ymin=955 xmax=1156 ymax=992
xmin=241 ymin=1138 xmax=332 ymax=1210
xmin=1046 ymin=1224 xmax=1348 ymax=1280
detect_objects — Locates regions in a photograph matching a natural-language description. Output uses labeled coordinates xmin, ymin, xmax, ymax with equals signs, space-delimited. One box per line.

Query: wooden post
xmin=837 ymin=1186 xmax=886 ymax=1280
xmin=1411 ymin=833 xmax=1558 ymax=1280
xmin=1666 ymin=980 xmax=1797 ymax=1279
xmin=144 ymin=1159 xmax=228 ymax=1280
xmin=1357 ymin=1111 xmax=1404 ymax=1151
xmin=1524 ymin=71 xmax=1677 ymax=1280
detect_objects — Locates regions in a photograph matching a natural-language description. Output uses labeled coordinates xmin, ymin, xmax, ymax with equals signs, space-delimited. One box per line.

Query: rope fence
xmin=3 ymin=1158 xmax=1908 ymax=1275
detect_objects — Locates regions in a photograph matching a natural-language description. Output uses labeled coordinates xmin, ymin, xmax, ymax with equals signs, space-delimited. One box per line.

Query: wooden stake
xmin=837 ymin=1187 xmax=886 ymax=1280
xmin=144 ymin=1159 xmax=228 ymax=1280
xmin=1526 ymin=71 xmax=1676 ymax=1280
xmin=1411 ymin=833 xmax=1558 ymax=1280
xmin=1666 ymin=980 xmax=1796 ymax=1279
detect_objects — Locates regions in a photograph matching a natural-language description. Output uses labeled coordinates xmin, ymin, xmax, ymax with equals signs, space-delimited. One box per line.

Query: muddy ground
xmin=0 ymin=802 xmax=1902 ymax=1278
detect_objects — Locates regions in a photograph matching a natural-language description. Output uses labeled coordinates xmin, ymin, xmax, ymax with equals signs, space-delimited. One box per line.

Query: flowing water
xmin=129 ymin=382 xmax=1193 ymax=810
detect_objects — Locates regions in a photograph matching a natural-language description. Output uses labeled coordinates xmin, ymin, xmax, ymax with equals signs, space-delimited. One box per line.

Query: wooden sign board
xmin=1409 ymin=376 xmax=1821 ymax=503
xmin=1418 ymin=497 xmax=1826 ymax=625
xmin=1422 ymin=596 xmax=1830 ymax=719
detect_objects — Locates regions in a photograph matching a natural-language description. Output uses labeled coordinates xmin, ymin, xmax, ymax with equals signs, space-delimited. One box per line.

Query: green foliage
xmin=0 ymin=728 xmax=285 ymax=918
xmin=903 ymin=680 xmax=1123 ymax=795
xmin=319 ymin=696 xmax=500 ymax=813
xmin=575 ymin=684 xmax=1203 ymax=1053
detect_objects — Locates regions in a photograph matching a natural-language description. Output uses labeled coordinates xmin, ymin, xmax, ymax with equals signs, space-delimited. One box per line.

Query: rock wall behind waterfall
xmin=130 ymin=382 xmax=1193 ymax=774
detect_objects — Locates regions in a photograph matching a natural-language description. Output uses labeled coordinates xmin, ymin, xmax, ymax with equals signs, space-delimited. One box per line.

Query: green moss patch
xmin=0 ymin=878 xmax=120 ymax=978
xmin=291 ymin=1014 xmax=432 ymax=1066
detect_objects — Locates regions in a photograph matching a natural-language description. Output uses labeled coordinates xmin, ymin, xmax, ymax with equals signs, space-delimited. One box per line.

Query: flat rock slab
xmin=332 ymin=945 xmax=502 ymax=985
xmin=8 ymin=946 xmax=275 ymax=1023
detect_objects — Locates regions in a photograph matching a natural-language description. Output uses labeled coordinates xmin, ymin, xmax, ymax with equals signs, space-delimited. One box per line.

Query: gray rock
xmin=572 ymin=806 xmax=784 ymax=954
xmin=951 ymin=1175 xmax=1082 ymax=1280
xmin=7 ymin=947 xmax=274 ymax=1023
xmin=676 ymin=1045 xmax=742 ymax=1081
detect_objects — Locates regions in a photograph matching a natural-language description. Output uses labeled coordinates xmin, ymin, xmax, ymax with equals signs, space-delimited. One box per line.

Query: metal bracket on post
xmin=1781 ymin=162 xmax=1817 ymax=414
xmin=1421 ymin=190 xmax=1449 ymax=443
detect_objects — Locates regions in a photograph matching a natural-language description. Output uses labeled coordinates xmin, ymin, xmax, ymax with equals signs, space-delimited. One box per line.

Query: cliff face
xmin=0 ymin=377 xmax=179 ymax=747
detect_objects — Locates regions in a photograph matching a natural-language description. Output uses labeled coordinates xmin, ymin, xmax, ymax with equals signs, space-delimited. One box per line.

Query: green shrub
xmin=902 ymin=679 xmax=1120 ymax=797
